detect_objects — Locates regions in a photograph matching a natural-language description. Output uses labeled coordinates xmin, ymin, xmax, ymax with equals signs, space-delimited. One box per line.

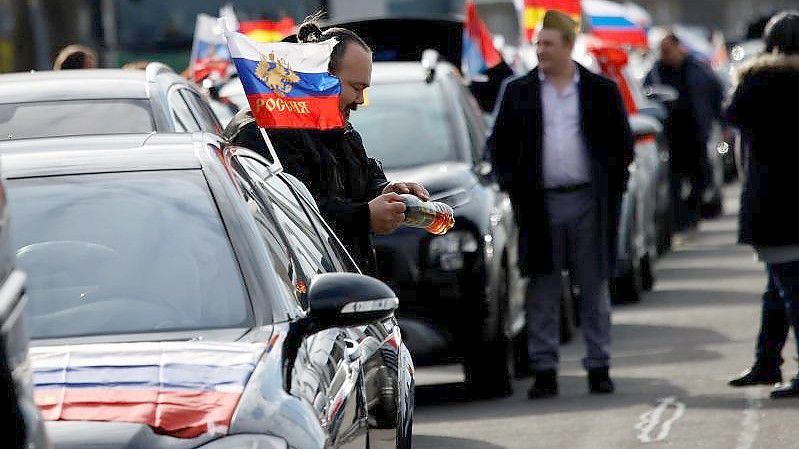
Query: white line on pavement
xmin=635 ymin=396 xmax=686 ymax=443
xmin=735 ymin=389 xmax=763 ymax=449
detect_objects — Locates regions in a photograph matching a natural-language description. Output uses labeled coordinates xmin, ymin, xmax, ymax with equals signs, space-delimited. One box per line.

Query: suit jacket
xmin=488 ymin=65 xmax=634 ymax=277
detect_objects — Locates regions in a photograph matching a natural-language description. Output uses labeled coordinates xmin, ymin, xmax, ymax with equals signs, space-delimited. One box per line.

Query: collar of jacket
xmin=736 ymin=53 xmax=799 ymax=82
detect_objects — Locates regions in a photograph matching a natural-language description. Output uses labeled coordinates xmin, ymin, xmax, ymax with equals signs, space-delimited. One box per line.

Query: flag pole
xmin=258 ymin=127 xmax=283 ymax=173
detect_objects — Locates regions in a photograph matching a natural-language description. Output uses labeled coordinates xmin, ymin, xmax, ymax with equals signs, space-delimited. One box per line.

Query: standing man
xmin=645 ymin=33 xmax=724 ymax=231
xmin=489 ymin=10 xmax=633 ymax=398
xmin=224 ymin=16 xmax=428 ymax=276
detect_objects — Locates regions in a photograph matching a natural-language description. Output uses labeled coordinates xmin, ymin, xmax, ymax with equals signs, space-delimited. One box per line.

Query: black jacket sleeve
xmin=607 ymin=81 xmax=635 ymax=194
xmin=487 ymin=80 xmax=517 ymax=192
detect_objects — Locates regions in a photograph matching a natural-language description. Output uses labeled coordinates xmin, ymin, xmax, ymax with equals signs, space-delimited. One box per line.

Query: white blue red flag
xmin=189 ymin=13 xmax=232 ymax=83
xmin=463 ymin=0 xmax=503 ymax=78
xmin=225 ymin=31 xmax=344 ymax=130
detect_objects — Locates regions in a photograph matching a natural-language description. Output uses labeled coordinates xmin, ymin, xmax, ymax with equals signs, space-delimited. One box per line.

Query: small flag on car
xmin=223 ymin=30 xmax=344 ymax=130
xmin=462 ymin=0 xmax=503 ymax=79
xmin=188 ymin=13 xmax=232 ymax=83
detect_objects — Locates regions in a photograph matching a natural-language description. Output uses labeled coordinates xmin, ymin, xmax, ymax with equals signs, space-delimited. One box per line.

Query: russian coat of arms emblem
xmin=255 ymin=52 xmax=301 ymax=97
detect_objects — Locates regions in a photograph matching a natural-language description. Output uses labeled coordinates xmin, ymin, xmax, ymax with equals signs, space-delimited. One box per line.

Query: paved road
xmin=412 ymin=185 xmax=799 ymax=449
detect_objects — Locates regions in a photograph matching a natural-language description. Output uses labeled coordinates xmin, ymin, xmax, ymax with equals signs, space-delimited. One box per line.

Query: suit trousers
xmin=526 ymin=188 xmax=612 ymax=371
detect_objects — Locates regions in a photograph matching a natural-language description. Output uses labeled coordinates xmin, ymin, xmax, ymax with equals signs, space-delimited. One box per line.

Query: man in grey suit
xmin=488 ymin=10 xmax=634 ymax=398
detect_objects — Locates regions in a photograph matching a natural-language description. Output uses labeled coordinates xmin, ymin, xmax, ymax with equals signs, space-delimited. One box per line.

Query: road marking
xmin=635 ymin=396 xmax=686 ymax=443
xmin=735 ymin=389 xmax=762 ymax=449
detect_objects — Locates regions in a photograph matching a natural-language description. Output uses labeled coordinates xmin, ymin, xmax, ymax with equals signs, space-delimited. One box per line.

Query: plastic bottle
xmin=398 ymin=194 xmax=455 ymax=235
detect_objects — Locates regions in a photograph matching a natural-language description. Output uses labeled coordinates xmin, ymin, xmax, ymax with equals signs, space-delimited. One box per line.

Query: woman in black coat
xmin=726 ymin=10 xmax=799 ymax=399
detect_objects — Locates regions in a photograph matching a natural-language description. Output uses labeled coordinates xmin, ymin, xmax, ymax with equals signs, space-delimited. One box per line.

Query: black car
xmin=349 ymin=57 xmax=526 ymax=397
xmin=2 ymin=133 xmax=413 ymax=449
xmin=0 ymin=63 xmax=222 ymax=140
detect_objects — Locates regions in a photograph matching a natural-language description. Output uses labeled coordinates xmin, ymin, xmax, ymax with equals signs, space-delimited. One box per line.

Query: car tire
xmin=463 ymin=264 xmax=514 ymax=399
xmin=702 ymin=195 xmax=723 ymax=219
xmin=611 ymin=261 xmax=642 ymax=304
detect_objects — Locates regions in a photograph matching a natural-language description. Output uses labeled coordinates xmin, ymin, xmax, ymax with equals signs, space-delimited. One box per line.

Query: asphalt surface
xmin=412 ymin=184 xmax=799 ymax=449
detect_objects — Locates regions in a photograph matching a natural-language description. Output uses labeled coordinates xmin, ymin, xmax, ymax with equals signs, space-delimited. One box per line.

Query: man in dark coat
xmin=224 ymin=19 xmax=428 ymax=276
xmin=725 ymin=10 xmax=799 ymax=399
xmin=645 ymin=33 xmax=724 ymax=230
xmin=488 ymin=10 xmax=634 ymax=398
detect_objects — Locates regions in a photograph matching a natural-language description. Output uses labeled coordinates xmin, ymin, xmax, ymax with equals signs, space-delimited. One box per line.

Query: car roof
xmin=0 ymin=65 xmax=187 ymax=104
xmin=0 ymin=133 xmax=210 ymax=179
xmin=370 ymin=60 xmax=458 ymax=84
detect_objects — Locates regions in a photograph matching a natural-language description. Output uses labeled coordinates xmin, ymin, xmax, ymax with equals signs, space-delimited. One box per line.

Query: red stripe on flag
xmin=524 ymin=0 xmax=581 ymax=15
xmin=465 ymin=1 xmax=502 ymax=69
xmin=246 ymin=93 xmax=344 ymax=130
xmin=35 ymin=388 xmax=241 ymax=438
xmin=592 ymin=29 xmax=648 ymax=48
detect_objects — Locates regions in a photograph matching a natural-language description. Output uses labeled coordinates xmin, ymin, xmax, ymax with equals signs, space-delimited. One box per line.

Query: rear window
xmin=0 ymin=99 xmax=154 ymax=140
xmin=349 ymin=81 xmax=455 ymax=169
xmin=6 ymin=170 xmax=252 ymax=339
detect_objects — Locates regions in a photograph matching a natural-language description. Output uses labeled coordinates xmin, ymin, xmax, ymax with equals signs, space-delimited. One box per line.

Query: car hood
xmin=31 ymin=340 xmax=267 ymax=440
xmin=386 ymin=162 xmax=477 ymax=199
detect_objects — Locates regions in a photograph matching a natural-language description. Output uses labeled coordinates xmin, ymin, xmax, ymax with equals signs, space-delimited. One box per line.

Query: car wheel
xmin=463 ymin=263 xmax=513 ymax=399
xmin=611 ymin=259 xmax=642 ymax=304
xmin=702 ymin=195 xmax=723 ymax=219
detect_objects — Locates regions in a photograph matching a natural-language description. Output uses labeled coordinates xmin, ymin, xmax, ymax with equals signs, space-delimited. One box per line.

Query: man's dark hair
xmin=53 ymin=44 xmax=98 ymax=70
xmin=296 ymin=11 xmax=370 ymax=74
xmin=661 ymin=32 xmax=681 ymax=46
xmin=764 ymin=10 xmax=799 ymax=55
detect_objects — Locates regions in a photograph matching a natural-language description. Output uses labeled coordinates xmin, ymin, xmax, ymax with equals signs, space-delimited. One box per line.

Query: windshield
xmin=7 ymin=170 xmax=252 ymax=339
xmin=349 ymin=81 xmax=455 ymax=169
xmin=0 ymin=99 xmax=154 ymax=140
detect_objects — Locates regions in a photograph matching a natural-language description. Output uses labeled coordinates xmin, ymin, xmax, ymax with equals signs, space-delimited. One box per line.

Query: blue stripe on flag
xmin=589 ymin=16 xmax=638 ymax=29
xmin=233 ymin=58 xmax=341 ymax=98
xmin=33 ymin=363 xmax=254 ymax=391
xmin=462 ymin=33 xmax=488 ymax=78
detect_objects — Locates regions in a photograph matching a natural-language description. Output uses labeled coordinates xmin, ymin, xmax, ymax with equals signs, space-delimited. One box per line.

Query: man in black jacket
xmin=488 ymin=10 xmax=634 ymax=398
xmin=224 ymin=19 xmax=427 ymax=276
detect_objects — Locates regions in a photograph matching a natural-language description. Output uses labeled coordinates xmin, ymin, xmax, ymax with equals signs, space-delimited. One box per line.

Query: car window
xmin=0 ymin=99 xmax=154 ymax=140
xmin=6 ymin=170 xmax=252 ymax=339
xmin=181 ymin=89 xmax=222 ymax=134
xmin=456 ymin=79 xmax=489 ymax=163
xmin=168 ymin=88 xmax=200 ymax=132
xmin=235 ymin=176 xmax=304 ymax=305
xmin=349 ymin=81 xmax=455 ymax=169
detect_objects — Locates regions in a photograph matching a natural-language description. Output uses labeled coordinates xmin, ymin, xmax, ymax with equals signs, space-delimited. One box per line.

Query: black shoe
xmin=729 ymin=367 xmax=782 ymax=387
xmin=528 ymin=369 xmax=558 ymax=399
xmin=588 ymin=367 xmax=615 ymax=394
xmin=770 ymin=377 xmax=799 ymax=399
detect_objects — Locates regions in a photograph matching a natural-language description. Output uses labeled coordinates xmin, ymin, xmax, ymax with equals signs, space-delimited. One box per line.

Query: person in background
xmin=53 ymin=44 xmax=98 ymax=70
xmin=223 ymin=14 xmax=428 ymax=276
xmin=725 ymin=10 xmax=799 ymax=399
xmin=645 ymin=32 xmax=724 ymax=232
xmin=488 ymin=10 xmax=634 ymax=399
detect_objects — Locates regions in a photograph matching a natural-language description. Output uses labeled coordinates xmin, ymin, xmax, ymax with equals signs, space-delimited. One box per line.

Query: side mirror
xmin=644 ymin=84 xmax=679 ymax=104
xmin=303 ymin=273 xmax=398 ymax=333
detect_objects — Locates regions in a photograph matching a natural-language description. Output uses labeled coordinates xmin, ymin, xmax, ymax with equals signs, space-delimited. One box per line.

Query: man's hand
xmin=369 ymin=193 xmax=407 ymax=235
xmin=383 ymin=181 xmax=430 ymax=201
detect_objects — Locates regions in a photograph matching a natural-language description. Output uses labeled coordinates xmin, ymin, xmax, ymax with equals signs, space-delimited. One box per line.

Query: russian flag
xmin=584 ymin=0 xmax=648 ymax=48
xmin=225 ymin=31 xmax=344 ymax=130
xmin=31 ymin=341 xmax=266 ymax=439
xmin=463 ymin=1 xmax=502 ymax=79
xmin=188 ymin=14 xmax=232 ymax=83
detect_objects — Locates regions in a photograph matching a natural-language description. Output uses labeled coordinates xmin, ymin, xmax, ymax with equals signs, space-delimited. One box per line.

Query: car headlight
xmin=427 ymin=230 xmax=479 ymax=271
xmin=198 ymin=434 xmax=289 ymax=449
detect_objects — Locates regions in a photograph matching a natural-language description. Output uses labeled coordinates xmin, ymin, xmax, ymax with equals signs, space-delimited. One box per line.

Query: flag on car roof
xmin=224 ymin=31 xmax=344 ymax=130
xmin=239 ymin=18 xmax=296 ymax=43
xmin=520 ymin=0 xmax=582 ymax=42
xmin=188 ymin=13 xmax=232 ymax=83
xmin=583 ymin=0 xmax=648 ymax=48
xmin=463 ymin=1 xmax=503 ymax=79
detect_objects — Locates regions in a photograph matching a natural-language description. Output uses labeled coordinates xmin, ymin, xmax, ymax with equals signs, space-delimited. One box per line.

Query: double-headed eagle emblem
xmin=255 ymin=52 xmax=300 ymax=97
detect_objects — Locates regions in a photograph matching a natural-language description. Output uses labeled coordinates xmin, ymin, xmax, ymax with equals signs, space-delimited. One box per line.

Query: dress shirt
xmin=539 ymin=68 xmax=591 ymax=189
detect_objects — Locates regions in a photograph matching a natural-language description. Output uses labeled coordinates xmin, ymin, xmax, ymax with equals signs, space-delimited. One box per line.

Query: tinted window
xmin=456 ymin=80 xmax=489 ymax=162
xmin=181 ymin=89 xmax=222 ymax=134
xmin=0 ymin=100 xmax=154 ymax=140
xmin=261 ymin=175 xmax=337 ymax=277
xmin=169 ymin=89 xmax=200 ymax=131
xmin=349 ymin=81 xmax=455 ymax=169
xmin=7 ymin=170 xmax=251 ymax=339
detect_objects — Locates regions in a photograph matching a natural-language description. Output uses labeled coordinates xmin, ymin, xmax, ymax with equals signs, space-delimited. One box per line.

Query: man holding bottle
xmin=224 ymin=17 xmax=428 ymax=276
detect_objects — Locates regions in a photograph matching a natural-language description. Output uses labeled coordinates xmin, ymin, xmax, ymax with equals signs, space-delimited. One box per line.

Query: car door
xmin=237 ymin=156 xmax=368 ymax=449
